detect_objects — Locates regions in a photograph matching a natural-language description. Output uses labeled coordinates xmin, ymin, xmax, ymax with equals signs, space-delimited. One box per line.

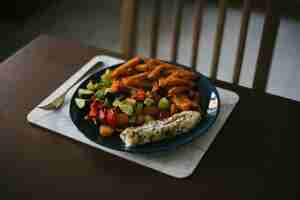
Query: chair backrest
xmin=120 ymin=0 xmax=280 ymax=92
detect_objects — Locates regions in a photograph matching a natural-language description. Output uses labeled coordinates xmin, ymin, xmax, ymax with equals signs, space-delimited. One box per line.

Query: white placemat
xmin=27 ymin=55 xmax=239 ymax=178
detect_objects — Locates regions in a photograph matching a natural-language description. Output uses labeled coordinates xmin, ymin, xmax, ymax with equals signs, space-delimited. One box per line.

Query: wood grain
xmin=150 ymin=0 xmax=161 ymax=58
xmin=253 ymin=0 xmax=280 ymax=91
xmin=210 ymin=0 xmax=227 ymax=79
xmin=170 ymin=0 xmax=184 ymax=62
xmin=233 ymin=0 xmax=251 ymax=84
xmin=120 ymin=0 xmax=138 ymax=59
xmin=191 ymin=0 xmax=206 ymax=69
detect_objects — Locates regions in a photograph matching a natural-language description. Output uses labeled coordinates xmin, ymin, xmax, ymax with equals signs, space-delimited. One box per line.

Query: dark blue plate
xmin=69 ymin=61 xmax=220 ymax=153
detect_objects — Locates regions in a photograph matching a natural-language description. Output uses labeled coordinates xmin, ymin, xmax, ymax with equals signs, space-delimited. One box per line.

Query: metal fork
xmin=38 ymin=62 xmax=104 ymax=110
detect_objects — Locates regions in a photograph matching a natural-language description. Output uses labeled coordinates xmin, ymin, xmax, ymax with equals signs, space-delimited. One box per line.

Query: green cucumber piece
xmin=101 ymin=69 xmax=112 ymax=81
xmin=75 ymin=98 xmax=86 ymax=109
xmin=78 ymin=88 xmax=94 ymax=97
xmin=86 ymin=81 xmax=98 ymax=91
xmin=112 ymin=99 xmax=122 ymax=107
xmin=135 ymin=102 xmax=144 ymax=112
xmin=119 ymin=103 xmax=134 ymax=116
xmin=125 ymin=98 xmax=136 ymax=106
xmin=95 ymin=89 xmax=106 ymax=99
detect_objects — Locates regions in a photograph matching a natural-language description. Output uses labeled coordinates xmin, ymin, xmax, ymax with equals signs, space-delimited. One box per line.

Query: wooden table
xmin=0 ymin=35 xmax=298 ymax=199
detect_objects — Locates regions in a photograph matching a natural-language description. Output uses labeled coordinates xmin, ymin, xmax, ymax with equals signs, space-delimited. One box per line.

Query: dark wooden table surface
xmin=0 ymin=35 xmax=299 ymax=199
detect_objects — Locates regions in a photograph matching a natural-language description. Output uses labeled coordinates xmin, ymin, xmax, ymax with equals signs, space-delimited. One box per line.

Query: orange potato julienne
xmin=111 ymin=80 xmax=125 ymax=92
xmin=144 ymin=58 xmax=162 ymax=65
xmin=169 ymin=69 xmax=199 ymax=80
xmin=121 ymin=72 xmax=149 ymax=88
xmin=147 ymin=63 xmax=177 ymax=79
xmin=134 ymin=63 xmax=156 ymax=72
xmin=171 ymin=95 xmax=198 ymax=111
xmin=170 ymin=103 xmax=177 ymax=115
xmin=159 ymin=76 xmax=194 ymax=87
xmin=151 ymin=81 xmax=160 ymax=92
xmin=111 ymin=57 xmax=141 ymax=79
xmin=135 ymin=64 xmax=148 ymax=72
xmin=167 ymin=86 xmax=191 ymax=97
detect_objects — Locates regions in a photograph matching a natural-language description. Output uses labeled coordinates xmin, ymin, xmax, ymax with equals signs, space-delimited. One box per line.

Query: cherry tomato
xmin=88 ymin=101 xmax=98 ymax=118
xmin=106 ymin=109 xmax=117 ymax=127
xmin=97 ymin=101 xmax=104 ymax=109
xmin=111 ymin=80 xmax=125 ymax=93
xmin=90 ymin=101 xmax=97 ymax=108
xmin=89 ymin=100 xmax=104 ymax=119
xmin=88 ymin=107 xmax=98 ymax=118
xmin=98 ymin=109 xmax=106 ymax=122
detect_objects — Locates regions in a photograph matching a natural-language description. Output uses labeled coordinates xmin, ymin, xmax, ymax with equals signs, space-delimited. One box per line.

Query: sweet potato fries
xmin=112 ymin=57 xmax=200 ymax=112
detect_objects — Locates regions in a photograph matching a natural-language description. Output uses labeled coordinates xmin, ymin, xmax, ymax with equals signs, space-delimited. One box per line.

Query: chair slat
xmin=232 ymin=0 xmax=251 ymax=84
xmin=253 ymin=0 xmax=280 ymax=91
xmin=120 ymin=0 xmax=138 ymax=59
xmin=150 ymin=0 xmax=161 ymax=58
xmin=191 ymin=0 xmax=206 ymax=69
xmin=170 ymin=0 xmax=184 ymax=62
xmin=210 ymin=0 xmax=227 ymax=79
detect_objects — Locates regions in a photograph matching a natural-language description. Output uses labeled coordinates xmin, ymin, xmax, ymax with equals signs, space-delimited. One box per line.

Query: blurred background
xmin=1 ymin=0 xmax=300 ymax=101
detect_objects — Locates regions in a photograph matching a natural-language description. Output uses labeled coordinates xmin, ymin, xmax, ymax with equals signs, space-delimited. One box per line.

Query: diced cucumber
xmin=75 ymin=98 xmax=86 ymax=109
xmin=104 ymin=88 xmax=112 ymax=94
xmin=98 ymin=79 xmax=112 ymax=87
xmin=135 ymin=102 xmax=144 ymax=112
xmin=112 ymin=99 xmax=122 ymax=107
xmin=104 ymin=98 xmax=112 ymax=107
xmin=119 ymin=102 xmax=134 ymax=116
xmin=101 ymin=69 xmax=112 ymax=81
xmin=86 ymin=81 xmax=98 ymax=91
xmin=125 ymin=98 xmax=136 ymax=106
xmin=95 ymin=89 xmax=106 ymax=99
xmin=78 ymin=89 xmax=94 ymax=97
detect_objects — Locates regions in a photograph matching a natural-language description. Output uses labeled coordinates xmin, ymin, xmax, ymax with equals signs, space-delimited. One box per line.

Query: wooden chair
xmin=120 ymin=0 xmax=280 ymax=92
